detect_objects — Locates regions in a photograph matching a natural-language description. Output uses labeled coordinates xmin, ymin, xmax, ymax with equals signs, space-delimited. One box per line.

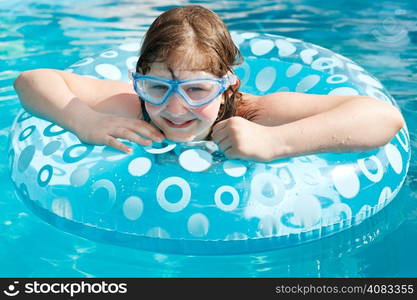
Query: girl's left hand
xmin=212 ymin=117 xmax=282 ymax=162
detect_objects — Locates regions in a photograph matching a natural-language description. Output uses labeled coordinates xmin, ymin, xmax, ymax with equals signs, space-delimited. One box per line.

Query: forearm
xmin=13 ymin=69 xmax=94 ymax=132
xmin=272 ymin=97 xmax=404 ymax=158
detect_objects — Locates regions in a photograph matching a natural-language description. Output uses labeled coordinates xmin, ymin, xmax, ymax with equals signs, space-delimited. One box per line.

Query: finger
xmin=106 ymin=136 xmax=132 ymax=154
xmin=116 ymin=117 xmax=163 ymax=142
xmin=212 ymin=120 xmax=227 ymax=134
xmin=224 ymin=147 xmax=238 ymax=159
xmin=113 ymin=127 xmax=152 ymax=146
xmin=211 ymin=126 xmax=228 ymax=143
xmin=131 ymin=120 xmax=165 ymax=142
xmin=218 ymin=139 xmax=232 ymax=152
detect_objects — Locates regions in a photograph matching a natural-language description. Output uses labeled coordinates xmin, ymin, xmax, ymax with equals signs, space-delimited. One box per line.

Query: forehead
xmin=147 ymin=62 xmax=216 ymax=80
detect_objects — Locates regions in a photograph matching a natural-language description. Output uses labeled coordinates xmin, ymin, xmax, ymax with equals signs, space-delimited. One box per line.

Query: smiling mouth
xmin=162 ymin=117 xmax=196 ymax=128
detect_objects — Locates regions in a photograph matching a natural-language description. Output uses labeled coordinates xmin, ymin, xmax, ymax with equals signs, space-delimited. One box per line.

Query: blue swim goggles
xmin=130 ymin=72 xmax=237 ymax=107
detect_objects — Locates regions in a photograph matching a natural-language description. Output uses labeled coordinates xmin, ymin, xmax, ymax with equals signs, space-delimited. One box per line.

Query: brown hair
xmin=136 ymin=5 xmax=243 ymax=126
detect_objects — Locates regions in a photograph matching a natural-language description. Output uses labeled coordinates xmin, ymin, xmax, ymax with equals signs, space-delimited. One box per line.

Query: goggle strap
xmin=225 ymin=72 xmax=238 ymax=86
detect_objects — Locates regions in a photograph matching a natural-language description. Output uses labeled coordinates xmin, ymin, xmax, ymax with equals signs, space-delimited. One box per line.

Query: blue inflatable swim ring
xmin=9 ymin=31 xmax=411 ymax=255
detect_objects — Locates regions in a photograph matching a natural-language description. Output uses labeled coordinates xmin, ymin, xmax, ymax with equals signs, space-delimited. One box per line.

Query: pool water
xmin=1 ymin=0 xmax=417 ymax=277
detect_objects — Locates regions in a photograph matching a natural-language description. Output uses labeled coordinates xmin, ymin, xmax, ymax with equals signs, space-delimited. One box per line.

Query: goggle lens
xmin=136 ymin=78 xmax=171 ymax=105
xmin=179 ymin=81 xmax=222 ymax=103
xmin=131 ymin=73 xmax=236 ymax=107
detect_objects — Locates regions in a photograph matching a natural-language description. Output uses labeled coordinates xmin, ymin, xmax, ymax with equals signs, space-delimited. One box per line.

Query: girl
xmin=14 ymin=5 xmax=404 ymax=162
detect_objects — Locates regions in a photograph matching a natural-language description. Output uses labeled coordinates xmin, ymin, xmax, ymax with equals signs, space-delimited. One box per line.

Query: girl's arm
xmin=14 ymin=69 xmax=164 ymax=152
xmin=212 ymin=92 xmax=405 ymax=161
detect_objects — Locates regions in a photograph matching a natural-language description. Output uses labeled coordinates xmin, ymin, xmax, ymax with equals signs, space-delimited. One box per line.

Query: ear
xmin=232 ymin=77 xmax=240 ymax=89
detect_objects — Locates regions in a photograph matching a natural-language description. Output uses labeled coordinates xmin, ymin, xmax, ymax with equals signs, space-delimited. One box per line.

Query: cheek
xmin=144 ymin=103 xmax=163 ymax=117
xmin=191 ymin=101 xmax=221 ymax=122
xmin=144 ymin=99 xmax=221 ymax=123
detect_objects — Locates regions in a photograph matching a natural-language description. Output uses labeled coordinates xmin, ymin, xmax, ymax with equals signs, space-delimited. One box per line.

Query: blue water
xmin=1 ymin=0 xmax=417 ymax=277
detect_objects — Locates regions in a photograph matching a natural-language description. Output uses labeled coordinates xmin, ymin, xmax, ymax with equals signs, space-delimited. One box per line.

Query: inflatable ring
xmin=9 ymin=31 xmax=411 ymax=255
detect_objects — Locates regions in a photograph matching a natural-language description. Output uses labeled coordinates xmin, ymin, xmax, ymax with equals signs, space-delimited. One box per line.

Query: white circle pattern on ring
xmin=144 ymin=143 xmax=176 ymax=154
xmin=385 ymin=144 xmax=403 ymax=174
xmin=300 ymin=48 xmax=318 ymax=64
xmin=295 ymin=74 xmax=320 ymax=92
xmin=357 ymin=74 xmax=383 ymax=89
xmin=311 ymin=57 xmax=341 ymax=71
xmin=123 ymin=196 xmax=144 ymax=220
xmin=396 ymin=128 xmax=409 ymax=152
xmin=286 ymin=63 xmax=302 ymax=77
xmin=346 ymin=62 xmax=364 ymax=71
xmin=275 ymin=39 xmax=296 ymax=57
xmin=326 ymin=74 xmax=348 ymax=84
xmin=70 ymin=167 xmax=90 ymax=187
xmin=71 ymin=57 xmax=94 ymax=67
xmin=328 ymin=87 xmax=359 ymax=96
xmin=231 ymin=32 xmax=245 ymax=47
xmin=251 ymin=173 xmax=285 ymax=206
xmin=126 ymin=56 xmax=138 ymax=70
xmin=51 ymin=197 xmax=73 ymax=219
xmin=128 ymin=157 xmax=152 ymax=177
xmin=100 ymin=50 xmax=118 ymax=58
xmin=378 ymin=186 xmax=392 ymax=207
xmin=95 ymin=64 xmax=122 ymax=80
xmin=357 ymin=156 xmax=384 ymax=183
xmin=256 ymin=66 xmax=276 ymax=92
xmin=156 ymin=177 xmax=191 ymax=213
xmin=223 ymin=160 xmax=247 ymax=177
xmin=250 ymin=39 xmax=274 ymax=56
xmin=331 ymin=165 xmax=360 ymax=199
xmin=118 ymin=43 xmax=140 ymax=52
xmin=179 ymin=149 xmax=212 ymax=172
xmin=91 ymin=179 xmax=117 ymax=213
xmin=240 ymin=32 xmax=259 ymax=39
xmin=187 ymin=213 xmax=209 ymax=237
xmin=214 ymin=186 xmax=240 ymax=212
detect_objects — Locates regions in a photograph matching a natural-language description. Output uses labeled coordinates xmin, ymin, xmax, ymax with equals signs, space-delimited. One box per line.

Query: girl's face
xmin=144 ymin=62 xmax=223 ymax=142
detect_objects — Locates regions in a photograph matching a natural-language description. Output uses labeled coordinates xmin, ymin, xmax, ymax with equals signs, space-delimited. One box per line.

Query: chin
xmin=164 ymin=132 xmax=198 ymax=142
xmin=164 ymin=128 xmax=211 ymax=142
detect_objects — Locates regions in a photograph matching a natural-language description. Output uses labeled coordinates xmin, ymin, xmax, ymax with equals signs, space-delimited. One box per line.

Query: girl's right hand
xmin=73 ymin=111 xmax=165 ymax=154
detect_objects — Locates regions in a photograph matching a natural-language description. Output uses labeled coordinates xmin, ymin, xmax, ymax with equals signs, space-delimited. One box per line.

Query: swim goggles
xmin=130 ymin=71 xmax=237 ymax=107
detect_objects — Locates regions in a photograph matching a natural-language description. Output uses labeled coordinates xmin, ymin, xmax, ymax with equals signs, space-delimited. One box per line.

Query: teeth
xmin=168 ymin=119 xmax=194 ymax=125
xmin=171 ymin=120 xmax=187 ymax=125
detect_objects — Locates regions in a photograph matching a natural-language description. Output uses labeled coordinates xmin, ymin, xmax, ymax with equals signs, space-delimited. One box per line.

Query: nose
xmin=164 ymin=92 xmax=189 ymax=115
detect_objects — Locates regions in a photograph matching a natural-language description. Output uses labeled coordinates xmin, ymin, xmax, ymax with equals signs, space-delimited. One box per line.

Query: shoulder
xmin=236 ymin=92 xmax=287 ymax=121
xmin=236 ymin=92 xmax=261 ymax=121
xmin=236 ymin=92 xmax=300 ymax=126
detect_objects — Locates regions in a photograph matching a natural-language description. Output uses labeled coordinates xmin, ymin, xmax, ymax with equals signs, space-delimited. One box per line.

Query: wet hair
xmin=136 ymin=5 xmax=243 ymax=129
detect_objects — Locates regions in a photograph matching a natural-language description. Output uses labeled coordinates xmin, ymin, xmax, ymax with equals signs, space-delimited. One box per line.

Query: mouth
xmin=162 ymin=117 xmax=196 ymax=128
